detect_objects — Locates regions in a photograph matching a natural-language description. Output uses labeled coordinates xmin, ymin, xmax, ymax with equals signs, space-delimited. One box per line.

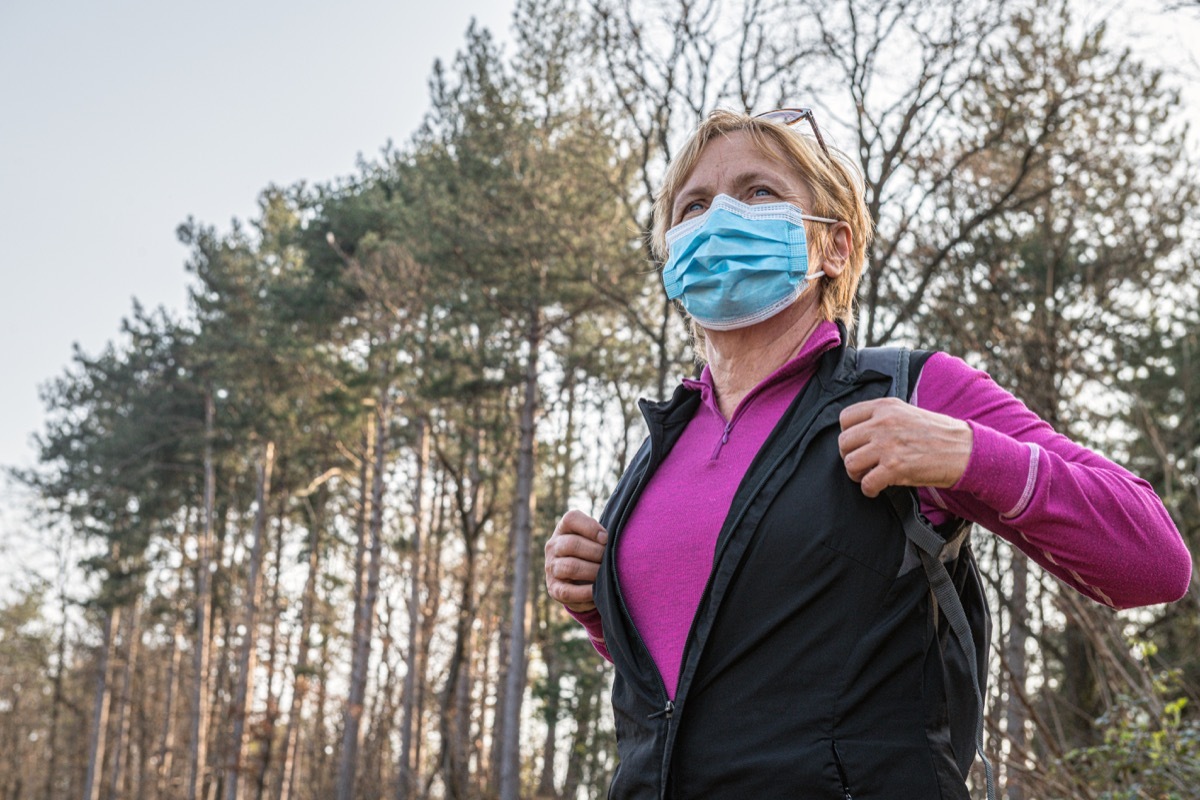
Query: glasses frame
xmin=753 ymin=107 xmax=830 ymax=159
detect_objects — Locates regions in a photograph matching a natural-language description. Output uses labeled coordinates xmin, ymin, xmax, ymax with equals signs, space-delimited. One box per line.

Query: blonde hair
xmin=651 ymin=108 xmax=873 ymax=329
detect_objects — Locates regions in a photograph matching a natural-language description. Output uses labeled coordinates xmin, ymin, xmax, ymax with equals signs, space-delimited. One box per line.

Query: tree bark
xmin=224 ymin=441 xmax=275 ymax=800
xmin=82 ymin=590 xmax=122 ymax=800
xmin=276 ymin=507 xmax=323 ymax=800
xmin=188 ymin=391 xmax=217 ymax=800
xmin=312 ymin=630 xmax=333 ymax=797
xmin=156 ymin=619 xmax=185 ymax=800
xmin=1004 ymin=552 xmax=1028 ymax=800
xmin=535 ymin=633 xmax=561 ymax=798
xmin=42 ymin=577 xmax=70 ymax=800
xmin=336 ymin=396 xmax=389 ymax=800
xmin=255 ymin=498 xmax=288 ymax=800
xmin=438 ymin=524 xmax=480 ymax=800
xmin=396 ymin=416 xmax=428 ymax=800
xmin=499 ymin=315 xmax=541 ymax=800
xmin=108 ymin=594 xmax=143 ymax=800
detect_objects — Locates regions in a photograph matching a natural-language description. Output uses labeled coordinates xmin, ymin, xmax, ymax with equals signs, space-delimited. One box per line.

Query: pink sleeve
xmin=913 ymin=352 xmax=1192 ymax=609
xmin=567 ymin=607 xmax=613 ymax=662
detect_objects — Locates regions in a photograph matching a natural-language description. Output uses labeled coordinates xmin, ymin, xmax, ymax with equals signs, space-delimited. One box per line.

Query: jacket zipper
xmin=832 ymin=740 xmax=853 ymax=800
xmin=674 ymin=382 xmax=863 ymax=670
xmin=647 ymin=700 xmax=674 ymax=719
xmin=613 ymin=372 xmax=862 ymax=794
xmin=659 ymin=382 xmax=864 ymax=780
xmin=608 ymin=421 xmax=674 ymax=722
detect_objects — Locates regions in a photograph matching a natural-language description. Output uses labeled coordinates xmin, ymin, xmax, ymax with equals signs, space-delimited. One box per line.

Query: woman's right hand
xmin=544 ymin=509 xmax=608 ymax=613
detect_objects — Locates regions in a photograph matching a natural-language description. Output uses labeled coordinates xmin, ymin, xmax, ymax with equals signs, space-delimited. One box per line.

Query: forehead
xmin=676 ymin=130 xmax=810 ymax=199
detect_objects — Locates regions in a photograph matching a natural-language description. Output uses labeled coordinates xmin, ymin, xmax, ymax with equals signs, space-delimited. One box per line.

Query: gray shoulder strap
xmin=854 ymin=346 xmax=912 ymax=400
xmin=859 ymin=345 xmax=997 ymax=800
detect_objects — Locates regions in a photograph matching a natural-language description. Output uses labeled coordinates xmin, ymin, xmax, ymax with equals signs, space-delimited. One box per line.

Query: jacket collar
xmin=637 ymin=319 xmax=854 ymax=430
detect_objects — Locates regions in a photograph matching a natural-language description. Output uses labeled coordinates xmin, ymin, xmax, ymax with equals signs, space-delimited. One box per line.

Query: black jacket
xmin=593 ymin=333 xmax=972 ymax=800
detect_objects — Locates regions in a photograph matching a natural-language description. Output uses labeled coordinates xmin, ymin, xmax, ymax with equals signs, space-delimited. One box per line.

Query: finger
xmin=839 ymin=398 xmax=885 ymax=431
xmin=546 ymin=555 xmax=601 ymax=585
xmin=858 ymin=466 xmax=892 ymax=498
xmin=840 ymin=446 xmax=876 ymax=484
xmin=838 ymin=404 xmax=885 ymax=458
xmin=547 ymin=578 xmax=595 ymax=610
xmin=555 ymin=509 xmax=608 ymax=545
xmin=837 ymin=421 xmax=876 ymax=458
xmin=546 ymin=532 xmax=606 ymax=565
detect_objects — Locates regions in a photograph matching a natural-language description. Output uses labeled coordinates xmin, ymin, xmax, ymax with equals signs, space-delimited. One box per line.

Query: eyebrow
xmin=673 ymin=169 xmax=796 ymax=216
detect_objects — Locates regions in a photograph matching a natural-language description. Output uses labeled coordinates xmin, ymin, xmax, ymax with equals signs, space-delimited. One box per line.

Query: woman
xmin=543 ymin=108 xmax=1192 ymax=799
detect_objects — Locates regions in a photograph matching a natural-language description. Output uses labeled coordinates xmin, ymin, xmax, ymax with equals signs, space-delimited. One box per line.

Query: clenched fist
xmin=838 ymin=398 xmax=973 ymax=497
xmin=544 ymin=509 xmax=608 ymax=613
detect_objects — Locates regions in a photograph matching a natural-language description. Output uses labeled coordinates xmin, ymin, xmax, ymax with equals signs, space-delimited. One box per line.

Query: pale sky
xmin=0 ymin=0 xmax=515 ymax=566
xmin=1 ymin=1 xmax=1197 ymax=588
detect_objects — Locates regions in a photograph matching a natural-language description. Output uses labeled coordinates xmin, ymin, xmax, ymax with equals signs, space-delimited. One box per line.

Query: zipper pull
xmin=647 ymin=700 xmax=674 ymax=720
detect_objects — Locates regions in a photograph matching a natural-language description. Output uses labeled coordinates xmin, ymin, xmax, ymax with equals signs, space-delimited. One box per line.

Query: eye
xmin=749 ymin=186 xmax=775 ymax=200
xmin=678 ymin=199 xmax=707 ymax=220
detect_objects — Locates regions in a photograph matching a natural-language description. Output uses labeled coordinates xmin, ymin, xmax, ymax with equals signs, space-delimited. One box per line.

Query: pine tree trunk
xmin=490 ymin=619 xmax=509 ymax=795
xmin=535 ymin=644 xmax=560 ymax=798
xmin=156 ymin=619 xmax=184 ymax=800
xmin=1005 ymin=552 xmax=1029 ymax=800
xmin=5 ymin=677 xmax=26 ymax=800
xmin=336 ymin=397 xmax=388 ymax=800
xmin=331 ymin=414 xmax=373 ymax=799
xmin=312 ymin=633 xmax=333 ymax=797
xmin=255 ymin=499 xmax=288 ymax=800
xmin=456 ymin=636 xmax=475 ymax=794
xmin=361 ymin=596 xmax=398 ymax=800
xmin=561 ymin=677 xmax=598 ymax=800
xmin=474 ymin=613 xmax=495 ymax=799
xmin=277 ymin=491 xmax=326 ymax=800
xmin=108 ymin=594 xmax=143 ymax=800
xmin=499 ymin=315 xmax=541 ymax=800
xmin=438 ymin=538 xmax=479 ymax=800
xmin=225 ymin=442 xmax=275 ymax=800
xmin=209 ymin=502 xmax=234 ymax=800
xmin=188 ymin=392 xmax=217 ymax=800
xmin=534 ymin=362 xmax=578 ymax=800
xmin=42 ymin=584 xmax=70 ymax=800
xmin=396 ymin=416 xmax=428 ymax=800
xmin=413 ymin=473 xmax=446 ymax=798
xmin=83 ymin=593 xmax=122 ymax=800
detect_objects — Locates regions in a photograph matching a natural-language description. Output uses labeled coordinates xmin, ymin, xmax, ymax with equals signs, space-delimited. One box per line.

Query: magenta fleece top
xmin=569 ymin=322 xmax=1192 ymax=698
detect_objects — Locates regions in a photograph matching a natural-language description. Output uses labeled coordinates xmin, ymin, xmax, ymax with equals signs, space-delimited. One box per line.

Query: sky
xmin=0 ymin=0 xmax=516 ymax=573
xmin=1 ymin=1 xmax=1198 ymax=588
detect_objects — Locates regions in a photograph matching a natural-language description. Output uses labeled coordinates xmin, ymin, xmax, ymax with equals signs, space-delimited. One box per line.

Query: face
xmin=670 ymin=130 xmax=819 ymax=228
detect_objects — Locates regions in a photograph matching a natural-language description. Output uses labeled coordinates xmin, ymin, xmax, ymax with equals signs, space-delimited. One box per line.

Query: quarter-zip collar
xmin=681 ymin=321 xmax=843 ymax=459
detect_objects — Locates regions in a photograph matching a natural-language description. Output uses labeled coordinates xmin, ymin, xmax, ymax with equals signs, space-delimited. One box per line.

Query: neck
xmin=703 ymin=295 xmax=825 ymax=419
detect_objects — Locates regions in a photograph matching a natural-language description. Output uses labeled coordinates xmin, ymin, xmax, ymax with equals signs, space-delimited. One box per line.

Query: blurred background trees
xmin=4 ymin=0 xmax=1198 ymax=798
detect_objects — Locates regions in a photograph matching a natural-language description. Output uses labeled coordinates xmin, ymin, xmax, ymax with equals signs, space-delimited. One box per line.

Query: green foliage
xmin=1055 ymin=669 xmax=1200 ymax=799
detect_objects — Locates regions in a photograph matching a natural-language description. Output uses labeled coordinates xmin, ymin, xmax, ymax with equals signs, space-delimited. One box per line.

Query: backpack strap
xmin=855 ymin=346 xmax=912 ymax=402
xmin=855 ymin=347 xmax=997 ymax=800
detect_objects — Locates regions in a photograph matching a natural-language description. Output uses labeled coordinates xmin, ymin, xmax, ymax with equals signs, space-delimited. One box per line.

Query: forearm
xmin=915 ymin=353 xmax=1191 ymax=608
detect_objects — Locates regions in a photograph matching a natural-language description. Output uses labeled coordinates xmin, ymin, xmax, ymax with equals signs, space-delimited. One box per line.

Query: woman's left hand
xmin=837 ymin=398 xmax=974 ymax=498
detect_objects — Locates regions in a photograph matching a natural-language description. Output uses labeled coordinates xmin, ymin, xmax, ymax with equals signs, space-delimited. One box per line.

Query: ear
xmin=821 ymin=221 xmax=853 ymax=278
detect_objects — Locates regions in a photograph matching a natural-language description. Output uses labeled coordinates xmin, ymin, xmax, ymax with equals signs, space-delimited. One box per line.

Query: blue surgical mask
xmin=662 ymin=194 xmax=838 ymax=331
